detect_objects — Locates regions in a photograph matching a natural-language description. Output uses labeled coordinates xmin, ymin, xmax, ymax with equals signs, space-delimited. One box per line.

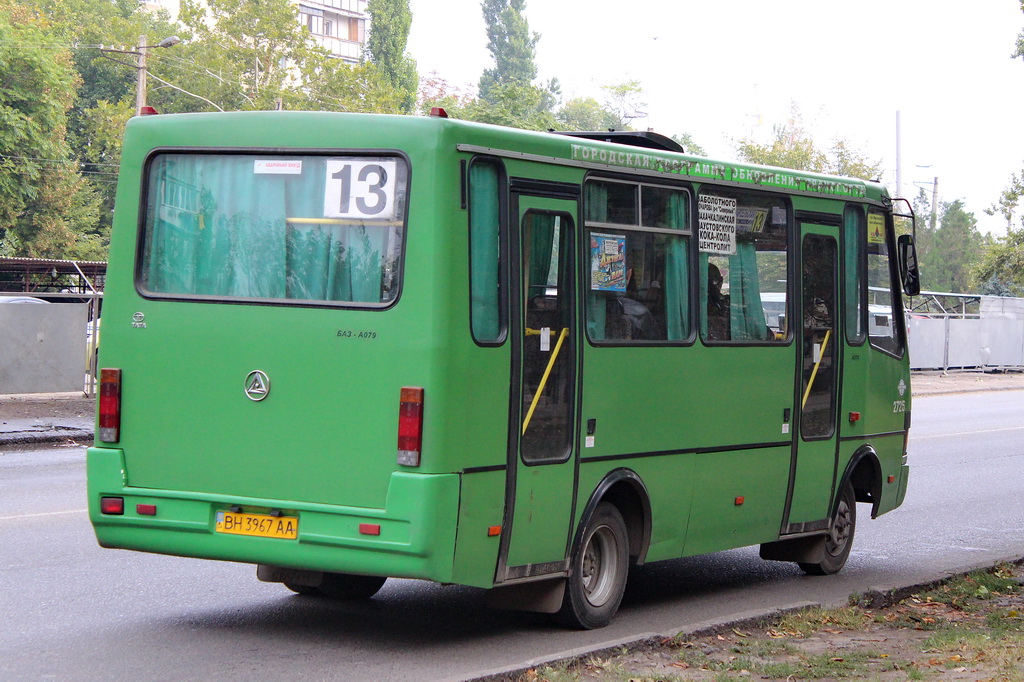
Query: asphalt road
xmin=2 ymin=390 xmax=1023 ymax=681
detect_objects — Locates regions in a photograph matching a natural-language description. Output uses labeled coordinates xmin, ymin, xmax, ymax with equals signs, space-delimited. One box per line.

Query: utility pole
xmin=895 ymin=111 xmax=903 ymax=199
xmin=97 ymin=35 xmax=180 ymax=115
xmin=136 ymin=35 xmax=148 ymax=116
xmin=931 ymin=176 xmax=939 ymax=231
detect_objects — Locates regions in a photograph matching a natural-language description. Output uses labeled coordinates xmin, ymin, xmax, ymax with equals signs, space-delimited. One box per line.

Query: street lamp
xmin=99 ymin=35 xmax=181 ymax=115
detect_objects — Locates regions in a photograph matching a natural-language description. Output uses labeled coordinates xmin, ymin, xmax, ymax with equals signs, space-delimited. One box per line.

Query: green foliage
xmin=366 ymin=0 xmax=418 ymax=113
xmin=975 ymin=227 xmax=1024 ymax=296
xmin=673 ymin=132 xmax=706 ymax=157
xmin=1015 ymin=0 xmax=1024 ymax=60
xmin=0 ymin=0 xmax=101 ymax=258
xmin=600 ymin=79 xmax=646 ymax=130
xmin=920 ymin=200 xmax=984 ymax=293
xmin=464 ymin=82 xmax=557 ymax=131
xmin=556 ymin=96 xmax=619 ymax=131
xmin=172 ymin=0 xmax=315 ymax=111
xmin=478 ymin=0 xmax=538 ymax=103
xmin=987 ymin=168 xmax=1023 ymax=232
xmin=735 ymin=108 xmax=882 ymax=182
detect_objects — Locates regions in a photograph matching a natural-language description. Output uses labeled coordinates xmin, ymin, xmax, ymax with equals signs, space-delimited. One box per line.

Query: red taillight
xmin=98 ymin=368 xmax=122 ymax=442
xmin=100 ymin=497 xmax=124 ymax=515
xmin=397 ymin=386 xmax=424 ymax=467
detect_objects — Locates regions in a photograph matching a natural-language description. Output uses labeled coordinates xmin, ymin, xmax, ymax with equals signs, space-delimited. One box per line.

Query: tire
xmin=315 ymin=573 xmax=387 ymax=600
xmin=553 ymin=502 xmax=629 ymax=629
xmin=799 ymin=481 xmax=856 ymax=576
xmin=284 ymin=582 xmax=320 ymax=596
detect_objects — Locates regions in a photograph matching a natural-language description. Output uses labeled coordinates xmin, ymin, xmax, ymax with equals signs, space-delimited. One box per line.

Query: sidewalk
xmin=2 ymin=370 xmax=1023 ymax=447
xmin=0 ymin=392 xmax=94 ymax=446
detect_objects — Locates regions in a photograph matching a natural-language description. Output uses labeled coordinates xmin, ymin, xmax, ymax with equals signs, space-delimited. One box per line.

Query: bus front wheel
xmin=800 ymin=481 xmax=856 ymax=576
xmin=554 ymin=502 xmax=629 ymax=629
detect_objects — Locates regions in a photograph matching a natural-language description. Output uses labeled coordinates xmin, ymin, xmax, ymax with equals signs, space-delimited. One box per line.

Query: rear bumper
xmin=87 ymin=447 xmax=460 ymax=582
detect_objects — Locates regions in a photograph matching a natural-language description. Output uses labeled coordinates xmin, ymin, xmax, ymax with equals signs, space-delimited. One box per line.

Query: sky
xmin=407 ymin=0 xmax=1024 ymax=236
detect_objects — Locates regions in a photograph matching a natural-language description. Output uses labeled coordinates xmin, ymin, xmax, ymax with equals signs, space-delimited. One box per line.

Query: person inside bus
xmin=608 ymin=268 xmax=662 ymax=340
xmin=707 ymin=263 xmax=730 ymax=340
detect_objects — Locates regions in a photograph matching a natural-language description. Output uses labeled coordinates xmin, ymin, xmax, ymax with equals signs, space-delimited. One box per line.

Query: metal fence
xmin=907 ymin=293 xmax=1024 ymax=371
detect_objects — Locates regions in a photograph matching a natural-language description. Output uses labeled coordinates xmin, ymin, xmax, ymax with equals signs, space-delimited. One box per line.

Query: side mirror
xmin=897 ymin=234 xmax=920 ymax=296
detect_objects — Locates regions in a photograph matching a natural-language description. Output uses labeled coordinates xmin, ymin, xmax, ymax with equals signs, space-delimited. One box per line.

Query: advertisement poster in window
xmin=868 ymin=213 xmax=885 ymax=244
xmin=591 ymin=233 xmax=627 ymax=291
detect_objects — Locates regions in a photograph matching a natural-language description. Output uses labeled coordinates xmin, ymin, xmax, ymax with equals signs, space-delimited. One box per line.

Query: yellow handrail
xmin=801 ymin=328 xmax=832 ymax=410
xmin=522 ymin=327 xmax=570 ymax=435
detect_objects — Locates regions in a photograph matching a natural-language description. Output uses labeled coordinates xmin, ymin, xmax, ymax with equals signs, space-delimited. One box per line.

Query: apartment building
xmin=141 ymin=0 xmax=368 ymax=63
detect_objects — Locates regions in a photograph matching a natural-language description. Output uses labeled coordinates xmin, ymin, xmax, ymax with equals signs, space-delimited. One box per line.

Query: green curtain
xmin=585 ymin=183 xmax=609 ymax=340
xmin=699 ymin=252 xmax=710 ymax=338
xmin=843 ymin=207 xmax=864 ymax=341
xmin=144 ymin=155 xmax=393 ymax=303
xmin=729 ymin=242 xmax=769 ymax=340
xmin=526 ymin=213 xmax=556 ymax=295
xmin=468 ymin=162 xmax=501 ymax=340
xmin=664 ymin=192 xmax=689 ymax=339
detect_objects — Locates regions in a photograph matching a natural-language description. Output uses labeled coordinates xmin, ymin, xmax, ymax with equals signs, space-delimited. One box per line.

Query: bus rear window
xmin=139 ymin=153 xmax=408 ymax=306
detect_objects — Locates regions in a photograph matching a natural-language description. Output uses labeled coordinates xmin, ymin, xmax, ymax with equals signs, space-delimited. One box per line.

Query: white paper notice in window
xmin=698 ymin=195 xmax=737 ymax=255
xmin=254 ymin=159 xmax=303 ymax=175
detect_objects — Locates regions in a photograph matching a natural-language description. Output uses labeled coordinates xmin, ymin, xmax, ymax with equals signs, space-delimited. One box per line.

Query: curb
xmin=463 ymin=554 xmax=1024 ymax=682
xmin=0 ymin=428 xmax=93 ymax=447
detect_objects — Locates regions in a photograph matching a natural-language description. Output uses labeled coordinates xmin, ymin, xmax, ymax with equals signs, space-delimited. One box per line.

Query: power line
xmin=0 ymin=154 xmax=119 ymax=167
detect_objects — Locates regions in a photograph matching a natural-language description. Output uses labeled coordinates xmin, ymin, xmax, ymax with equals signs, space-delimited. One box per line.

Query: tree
xmin=557 ymin=97 xmax=619 ymax=131
xmin=478 ymin=0 xmax=538 ymax=102
xmin=924 ymin=200 xmax=983 ymax=293
xmin=0 ymin=1 xmax=101 ymax=258
xmin=366 ymin=0 xmax=417 ymax=113
xmin=169 ymin=0 xmax=317 ymax=112
xmin=466 ymin=0 xmax=558 ymax=130
xmin=986 ymin=168 xmax=1023 ymax=232
xmin=672 ymin=133 xmax=706 ymax=157
xmin=976 ymin=227 xmax=1024 ymax=296
xmin=734 ymin=107 xmax=882 ymax=181
xmin=600 ymin=80 xmax=646 ymax=130
xmin=1015 ymin=0 xmax=1024 ymax=61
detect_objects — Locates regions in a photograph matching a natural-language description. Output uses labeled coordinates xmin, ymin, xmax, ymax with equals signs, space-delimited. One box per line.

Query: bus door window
xmin=866 ymin=211 xmax=903 ymax=356
xmin=520 ymin=211 xmax=573 ymax=462
xmin=584 ymin=180 xmax=690 ymax=343
xmin=698 ymin=193 xmax=789 ymax=343
xmin=800 ymin=234 xmax=839 ymax=438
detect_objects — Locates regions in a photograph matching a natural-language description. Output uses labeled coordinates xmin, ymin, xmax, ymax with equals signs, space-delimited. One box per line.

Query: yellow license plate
xmin=215 ymin=511 xmax=298 ymax=539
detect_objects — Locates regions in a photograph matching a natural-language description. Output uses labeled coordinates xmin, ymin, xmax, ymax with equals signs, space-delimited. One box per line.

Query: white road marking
xmin=0 ymin=509 xmax=88 ymax=522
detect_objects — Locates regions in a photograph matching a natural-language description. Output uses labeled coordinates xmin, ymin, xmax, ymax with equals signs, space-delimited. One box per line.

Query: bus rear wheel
xmin=553 ymin=502 xmax=629 ymax=629
xmin=288 ymin=573 xmax=387 ymax=600
xmin=799 ymin=481 xmax=856 ymax=576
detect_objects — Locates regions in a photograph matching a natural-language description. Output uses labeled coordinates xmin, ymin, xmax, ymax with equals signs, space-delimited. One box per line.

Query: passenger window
xmin=866 ymin=210 xmax=902 ymax=355
xmin=584 ymin=180 xmax=690 ymax=343
xmin=843 ymin=206 xmax=866 ymax=344
xmin=699 ymin=192 xmax=789 ymax=343
xmin=468 ymin=159 xmax=505 ymax=343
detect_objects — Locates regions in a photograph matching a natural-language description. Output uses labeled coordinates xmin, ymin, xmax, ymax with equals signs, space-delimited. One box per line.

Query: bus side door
xmin=496 ymin=188 xmax=580 ymax=582
xmin=786 ymin=223 xmax=842 ymax=529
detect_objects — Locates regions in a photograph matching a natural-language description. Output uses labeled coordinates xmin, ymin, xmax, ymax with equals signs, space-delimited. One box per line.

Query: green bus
xmin=89 ymin=110 xmax=920 ymax=629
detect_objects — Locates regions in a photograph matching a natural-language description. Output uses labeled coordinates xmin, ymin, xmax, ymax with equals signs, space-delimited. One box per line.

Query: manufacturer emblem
xmin=897 ymin=378 xmax=907 ymax=397
xmin=244 ymin=370 xmax=270 ymax=401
